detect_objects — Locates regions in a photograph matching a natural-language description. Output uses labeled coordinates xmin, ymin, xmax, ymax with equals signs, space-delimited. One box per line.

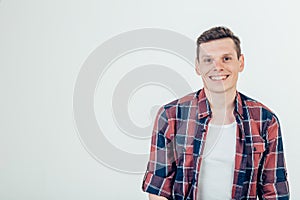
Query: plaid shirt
xmin=142 ymin=89 xmax=289 ymax=200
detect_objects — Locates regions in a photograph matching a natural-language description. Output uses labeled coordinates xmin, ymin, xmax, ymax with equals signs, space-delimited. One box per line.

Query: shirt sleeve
xmin=258 ymin=115 xmax=290 ymax=199
xmin=142 ymin=106 xmax=177 ymax=199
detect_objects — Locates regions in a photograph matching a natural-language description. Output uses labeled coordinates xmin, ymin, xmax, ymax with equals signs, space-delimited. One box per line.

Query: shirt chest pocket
xmin=245 ymin=141 xmax=266 ymax=168
xmin=245 ymin=141 xmax=266 ymax=154
xmin=245 ymin=134 xmax=266 ymax=154
xmin=251 ymin=142 xmax=265 ymax=153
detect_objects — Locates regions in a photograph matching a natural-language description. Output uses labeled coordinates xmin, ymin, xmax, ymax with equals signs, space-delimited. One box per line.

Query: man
xmin=142 ymin=26 xmax=289 ymax=200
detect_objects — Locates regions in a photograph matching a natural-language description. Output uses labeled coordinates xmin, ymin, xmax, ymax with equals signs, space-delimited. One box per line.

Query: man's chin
xmin=204 ymin=87 xmax=227 ymax=94
xmin=204 ymin=86 xmax=236 ymax=95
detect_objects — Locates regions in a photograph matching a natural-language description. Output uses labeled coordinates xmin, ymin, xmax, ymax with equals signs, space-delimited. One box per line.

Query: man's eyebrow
xmin=200 ymin=55 xmax=211 ymax=58
xmin=222 ymin=53 xmax=234 ymax=56
xmin=201 ymin=52 xmax=235 ymax=57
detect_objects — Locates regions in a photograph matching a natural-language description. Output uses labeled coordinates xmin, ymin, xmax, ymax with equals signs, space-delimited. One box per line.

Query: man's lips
xmin=209 ymin=75 xmax=230 ymax=81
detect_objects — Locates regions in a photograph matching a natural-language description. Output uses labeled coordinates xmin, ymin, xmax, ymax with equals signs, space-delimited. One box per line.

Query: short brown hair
xmin=196 ymin=26 xmax=241 ymax=60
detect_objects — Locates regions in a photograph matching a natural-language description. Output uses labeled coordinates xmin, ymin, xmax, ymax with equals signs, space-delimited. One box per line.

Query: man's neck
xmin=204 ymin=88 xmax=237 ymax=125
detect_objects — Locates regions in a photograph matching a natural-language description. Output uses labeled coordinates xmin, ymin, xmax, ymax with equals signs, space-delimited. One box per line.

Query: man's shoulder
xmin=239 ymin=92 xmax=271 ymax=110
xmin=238 ymin=91 xmax=278 ymax=120
xmin=162 ymin=90 xmax=198 ymax=110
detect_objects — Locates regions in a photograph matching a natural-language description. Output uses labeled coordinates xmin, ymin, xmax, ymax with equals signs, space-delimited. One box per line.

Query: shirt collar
xmin=195 ymin=88 xmax=244 ymax=120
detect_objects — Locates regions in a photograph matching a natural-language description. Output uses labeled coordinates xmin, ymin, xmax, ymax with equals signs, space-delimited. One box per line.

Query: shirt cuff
xmin=142 ymin=171 xmax=174 ymax=199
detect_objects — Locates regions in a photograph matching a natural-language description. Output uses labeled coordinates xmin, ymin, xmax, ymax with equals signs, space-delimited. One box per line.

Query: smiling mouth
xmin=209 ymin=75 xmax=230 ymax=81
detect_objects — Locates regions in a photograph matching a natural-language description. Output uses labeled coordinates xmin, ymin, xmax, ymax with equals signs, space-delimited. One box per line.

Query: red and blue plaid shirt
xmin=142 ymin=89 xmax=289 ymax=200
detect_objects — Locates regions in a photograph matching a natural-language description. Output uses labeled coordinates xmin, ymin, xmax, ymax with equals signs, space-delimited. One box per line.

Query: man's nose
xmin=212 ymin=59 xmax=224 ymax=71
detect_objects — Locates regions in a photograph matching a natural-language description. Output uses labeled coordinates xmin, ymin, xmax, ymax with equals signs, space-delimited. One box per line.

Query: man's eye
xmin=223 ymin=57 xmax=232 ymax=61
xmin=203 ymin=58 xmax=212 ymax=63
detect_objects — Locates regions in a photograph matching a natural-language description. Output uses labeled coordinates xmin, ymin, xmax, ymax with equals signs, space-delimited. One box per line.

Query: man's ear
xmin=238 ymin=54 xmax=245 ymax=72
xmin=195 ymin=58 xmax=201 ymax=76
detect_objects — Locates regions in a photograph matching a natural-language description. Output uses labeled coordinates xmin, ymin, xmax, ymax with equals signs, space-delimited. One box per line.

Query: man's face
xmin=195 ymin=38 xmax=244 ymax=94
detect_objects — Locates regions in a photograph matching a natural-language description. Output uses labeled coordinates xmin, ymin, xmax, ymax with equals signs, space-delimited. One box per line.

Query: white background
xmin=1 ymin=0 xmax=299 ymax=199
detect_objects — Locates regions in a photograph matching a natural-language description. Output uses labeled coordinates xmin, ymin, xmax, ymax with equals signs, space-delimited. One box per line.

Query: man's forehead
xmin=199 ymin=38 xmax=236 ymax=56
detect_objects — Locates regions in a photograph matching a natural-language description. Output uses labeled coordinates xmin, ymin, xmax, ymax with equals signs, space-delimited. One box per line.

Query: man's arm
xmin=149 ymin=194 xmax=168 ymax=200
xmin=258 ymin=115 xmax=289 ymax=199
xmin=142 ymin=106 xmax=177 ymax=199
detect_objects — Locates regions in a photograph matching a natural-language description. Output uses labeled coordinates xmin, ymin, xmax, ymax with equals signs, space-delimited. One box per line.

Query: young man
xmin=142 ymin=26 xmax=289 ymax=200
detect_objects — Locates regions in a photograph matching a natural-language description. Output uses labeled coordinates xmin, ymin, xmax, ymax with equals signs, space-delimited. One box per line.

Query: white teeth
xmin=210 ymin=75 xmax=227 ymax=80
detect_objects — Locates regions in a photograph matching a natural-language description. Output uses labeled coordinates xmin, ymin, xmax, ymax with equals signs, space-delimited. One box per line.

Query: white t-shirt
xmin=197 ymin=122 xmax=237 ymax=200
